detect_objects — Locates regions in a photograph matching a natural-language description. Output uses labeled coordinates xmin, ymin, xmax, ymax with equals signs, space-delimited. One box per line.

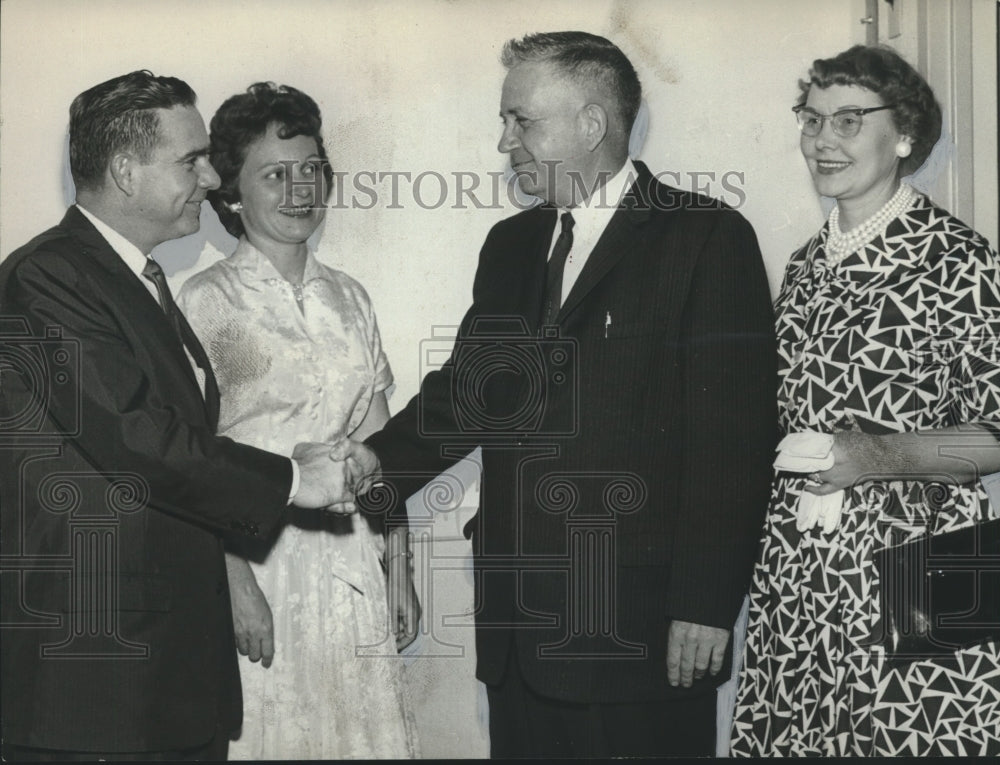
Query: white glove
xmin=795 ymin=488 xmax=845 ymax=533
xmin=773 ymin=431 xmax=835 ymax=472
xmin=777 ymin=431 xmax=844 ymax=534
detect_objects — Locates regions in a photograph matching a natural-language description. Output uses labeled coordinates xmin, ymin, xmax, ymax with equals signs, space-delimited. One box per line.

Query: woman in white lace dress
xmin=177 ymin=83 xmax=420 ymax=759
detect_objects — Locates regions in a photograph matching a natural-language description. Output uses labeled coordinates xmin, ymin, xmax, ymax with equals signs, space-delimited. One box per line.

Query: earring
xmin=895 ymin=140 xmax=912 ymax=158
xmin=226 ymin=201 xmax=243 ymax=213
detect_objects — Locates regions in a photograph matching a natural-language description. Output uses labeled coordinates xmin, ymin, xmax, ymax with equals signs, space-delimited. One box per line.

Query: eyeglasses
xmin=792 ymin=104 xmax=896 ymax=138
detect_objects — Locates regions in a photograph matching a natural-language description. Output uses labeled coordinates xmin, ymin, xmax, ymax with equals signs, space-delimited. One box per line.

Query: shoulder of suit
xmin=639 ymin=177 xmax=756 ymax=245
xmin=640 ymin=175 xmax=742 ymax=217
xmin=488 ymin=203 xmax=548 ymax=235
xmin=4 ymin=218 xmax=74 ymax=258
xmin=0 ymin=220 xmax=86 ymax=287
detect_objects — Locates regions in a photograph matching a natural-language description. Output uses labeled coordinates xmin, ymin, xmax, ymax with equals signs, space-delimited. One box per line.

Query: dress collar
xmin=229 ymin=237 xmax=329 ymax=284
xmin=814 ymin=193 xmax=933 ymax=278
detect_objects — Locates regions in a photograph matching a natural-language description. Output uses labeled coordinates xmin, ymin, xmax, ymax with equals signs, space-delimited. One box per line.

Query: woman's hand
xmin=226 ymin=555 xmax=274 ymax=667
xmin=231 ymin=582 xmax=274 ymax=667
xmin=387 ymin=549 xmax=420 ymax=651
xmin=805 ymin=431 xmax=882 ymax=496
xmin=796 ymin=431 xmax=875 ymax=533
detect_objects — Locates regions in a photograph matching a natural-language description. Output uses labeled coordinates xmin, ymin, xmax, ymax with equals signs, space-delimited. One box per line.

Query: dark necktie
xmin=142 ymin=257 xmax=220 ymax=427
xmin=541 ymin=211 xmax=575 ymax=327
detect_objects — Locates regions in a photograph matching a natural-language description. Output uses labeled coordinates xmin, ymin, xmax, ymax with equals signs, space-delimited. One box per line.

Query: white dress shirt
xmin=548 ymin=158 xmax=639 ymax=306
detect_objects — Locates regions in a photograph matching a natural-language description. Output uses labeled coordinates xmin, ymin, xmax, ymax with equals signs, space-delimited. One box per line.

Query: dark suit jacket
xmin=0 ymin=207 xmax=291 ymax=752
xmin=366 ymin=162 xmax=777 ymax=704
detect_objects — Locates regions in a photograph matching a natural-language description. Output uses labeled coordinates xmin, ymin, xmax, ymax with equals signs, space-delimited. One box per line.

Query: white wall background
xmin=0 ymin=0 xmax=878 ymax=403
xmin=8 ymin=0 xmax=993 ymax=758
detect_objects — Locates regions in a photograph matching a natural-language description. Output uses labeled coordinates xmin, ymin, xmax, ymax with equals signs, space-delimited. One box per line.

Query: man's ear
xmin=579 ymin=103 xmax=608 ymax=151
xmin=109 ymin=152 xmax=137 ymax=196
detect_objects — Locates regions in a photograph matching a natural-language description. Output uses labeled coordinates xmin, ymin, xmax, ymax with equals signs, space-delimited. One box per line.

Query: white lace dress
xmin=177 ymin=239 xmax=419 ymax=759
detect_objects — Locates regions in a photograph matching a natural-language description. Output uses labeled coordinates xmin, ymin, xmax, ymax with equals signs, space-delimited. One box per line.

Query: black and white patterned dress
xmin=731 ymin=193 xmax=1000 ymax=757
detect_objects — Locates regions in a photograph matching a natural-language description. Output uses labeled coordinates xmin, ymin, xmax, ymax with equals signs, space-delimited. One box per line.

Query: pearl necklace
xmin=825 ymin=183 xmax=917 ymax=265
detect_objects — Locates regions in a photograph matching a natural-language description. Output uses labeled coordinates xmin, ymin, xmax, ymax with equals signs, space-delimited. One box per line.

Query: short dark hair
xmin=501 ymin=31 xmax=641 ymax=134
xmin=207 ymin=82 xmax=333 ymax=238
xmin=69 ymin=70 xmax=197 ymax=191
xmin=797 ymin=45 xmax=942 ymax=175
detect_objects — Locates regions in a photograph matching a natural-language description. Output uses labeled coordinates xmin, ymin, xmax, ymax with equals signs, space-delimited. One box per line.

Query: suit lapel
xmin=176 ymin=309 xmax=221 ymax=430
xmin=507 ymin=205 xmax=557 ymax=333
xmin=556 ymin=164 xmax=654 ymax=324
xmin=62 ymin=207 xmax=221 ymax=430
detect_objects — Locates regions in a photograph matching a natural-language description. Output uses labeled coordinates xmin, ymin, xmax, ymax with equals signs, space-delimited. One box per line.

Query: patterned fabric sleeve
xmin=939 ymin=235 xmax=1000 ymax=430
xmin=775 ymin=231 xmax=822 ymax=304
xmin=368 ymin=310 xmax=393 ymax=395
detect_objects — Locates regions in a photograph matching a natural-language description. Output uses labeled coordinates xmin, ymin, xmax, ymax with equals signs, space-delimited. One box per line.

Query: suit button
xmin=216 ymin=581 xmax=225 ymax=595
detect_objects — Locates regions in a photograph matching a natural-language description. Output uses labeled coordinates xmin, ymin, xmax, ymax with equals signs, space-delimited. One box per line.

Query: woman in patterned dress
xmin=176 ymin=83 xmax=420 ymax=759
xmin=731 ymin=46 xmax=1000 ymax=757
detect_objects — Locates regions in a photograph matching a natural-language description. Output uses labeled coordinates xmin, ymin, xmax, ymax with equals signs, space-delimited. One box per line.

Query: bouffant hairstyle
xmin=70 ymin=70 xmax=196 ymax=191
xmin=207 ymin=82 xmax=333 ymax=238
xmin=501 ymin=31 xmax=642 ymax=136
xmin=797 ymin=45 xmax=942 ymax=176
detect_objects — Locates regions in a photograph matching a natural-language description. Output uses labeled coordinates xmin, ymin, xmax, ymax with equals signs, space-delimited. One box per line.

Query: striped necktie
xmin=142 ymin=257 xmax=220 ymax=428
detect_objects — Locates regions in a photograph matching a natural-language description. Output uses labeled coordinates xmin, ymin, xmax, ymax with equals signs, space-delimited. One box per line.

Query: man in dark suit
xmin=361 ymin=32 xmax=776 ymax=757
xmin=0 ymin=71 xmax=367 ymax=760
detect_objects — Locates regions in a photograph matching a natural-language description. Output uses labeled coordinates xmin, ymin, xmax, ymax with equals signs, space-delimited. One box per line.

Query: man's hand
xmin=291 ymin=440 xmax=356 ymax=511
xmin=386 ymin=528 xmax=420 ymax=651
xmin=330 ymin=440 xmax=381 ymax=514
xmin=666 ymin=619 xmax=730 ymax=688
xmin=291 ymin=439 xmax=382 ymax=513
xmin=344 ymin=440 xmax=381 ymax=497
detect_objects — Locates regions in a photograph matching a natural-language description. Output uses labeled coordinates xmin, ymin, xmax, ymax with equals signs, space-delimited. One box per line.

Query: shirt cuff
xmin=288 ymin=458 xmax=301 ymax=504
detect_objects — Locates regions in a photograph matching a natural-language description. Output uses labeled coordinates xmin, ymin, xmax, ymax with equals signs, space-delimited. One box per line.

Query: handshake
xmin=290 ymin=439 xmax=381 ymax=514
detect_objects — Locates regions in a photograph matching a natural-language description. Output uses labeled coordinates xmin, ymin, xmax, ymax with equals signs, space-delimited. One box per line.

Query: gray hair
xmin=501 ymin=31 xmax=641 ymax=133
